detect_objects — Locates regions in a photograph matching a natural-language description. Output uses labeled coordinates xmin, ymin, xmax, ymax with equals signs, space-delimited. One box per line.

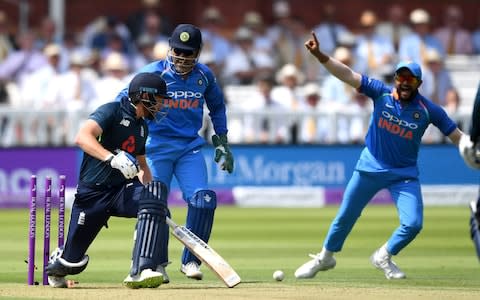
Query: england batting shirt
xmin=355 ymin=75 xmax=457 ymax=177
xmin=79 ymin=97 xmax=148 ymax=187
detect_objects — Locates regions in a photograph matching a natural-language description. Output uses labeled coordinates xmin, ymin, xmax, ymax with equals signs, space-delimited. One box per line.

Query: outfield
xmin=1 ymin=205 xmax=479 ymax=299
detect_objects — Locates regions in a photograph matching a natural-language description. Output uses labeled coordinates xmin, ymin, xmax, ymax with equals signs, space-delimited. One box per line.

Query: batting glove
xmin=212 ymin=134 xmax=234 ymax=173
xmin=107 ymin=151 xmax=139 ymax=179
xmin=459 ymin=134 xmax=480 ymax=169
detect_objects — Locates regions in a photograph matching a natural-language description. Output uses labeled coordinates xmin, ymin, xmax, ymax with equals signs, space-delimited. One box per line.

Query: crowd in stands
xmin=0 ymin=0 xmax=478 ymax=145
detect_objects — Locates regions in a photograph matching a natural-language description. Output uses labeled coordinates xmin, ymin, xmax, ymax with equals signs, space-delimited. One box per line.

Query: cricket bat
xmin=166 ymin=217 xmax=241 ymax=288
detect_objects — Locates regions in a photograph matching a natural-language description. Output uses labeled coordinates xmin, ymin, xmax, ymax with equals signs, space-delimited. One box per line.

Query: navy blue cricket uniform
xmin=62 ymin=97 xmax=148 ymax=263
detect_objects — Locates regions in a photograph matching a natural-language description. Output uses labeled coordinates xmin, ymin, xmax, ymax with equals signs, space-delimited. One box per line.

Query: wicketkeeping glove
xmin=212 ymin=134 xmax=234 ymax=173
xmin=107 ymin=151 xmax=139 ymax=179
xmin=459 ymin=134 xmax=480 ymax=169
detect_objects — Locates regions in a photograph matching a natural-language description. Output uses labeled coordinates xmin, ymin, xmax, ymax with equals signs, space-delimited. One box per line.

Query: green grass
xmin=1 ymin=205 xmax=480 ymax=299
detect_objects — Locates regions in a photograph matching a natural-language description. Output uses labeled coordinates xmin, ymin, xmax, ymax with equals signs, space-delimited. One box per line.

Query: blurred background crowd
xmin=0 ymin=0 xmax=479 ymax=146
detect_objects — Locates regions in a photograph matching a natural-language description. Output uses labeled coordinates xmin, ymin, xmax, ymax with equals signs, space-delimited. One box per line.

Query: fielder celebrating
xmin=116 ymin=23 xmax=233 ymax=282
xmin=46 ymin=72 xmax=171 ymax=289
xmin=295 ymin=31 xmax=467 ymax=280
xmin=458 ymin=81 xmax=480 ymax=261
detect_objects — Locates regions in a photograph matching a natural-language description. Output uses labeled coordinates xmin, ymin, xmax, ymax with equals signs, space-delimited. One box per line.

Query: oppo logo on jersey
xmin=380 ymin=111 xmax=418 ymax=129
xmin=167 ymin=91 xmax=203 ymax=99
xmin=164 ymin=90 xmax=203 ymax=110
xmin=378 ymin=110 xmax=417 ymax=140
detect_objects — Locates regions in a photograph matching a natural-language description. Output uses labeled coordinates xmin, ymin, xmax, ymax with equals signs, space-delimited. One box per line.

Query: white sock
xmin=378 ymin=243 xmax=390 ymax=258
xmin=319 ymin=247 xmax=333 ymax=259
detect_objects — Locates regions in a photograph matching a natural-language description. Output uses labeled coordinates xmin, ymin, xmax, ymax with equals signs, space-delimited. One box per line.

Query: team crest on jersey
xmin=198 ymin=79 xmax=203 ymax=86
xmin=120 ymin=119 xmax=130 ymax=127
xmin=140 ymin=125 xmax=145 ymax=137
xmin=413 ymin=112 xmax=420 ymax=120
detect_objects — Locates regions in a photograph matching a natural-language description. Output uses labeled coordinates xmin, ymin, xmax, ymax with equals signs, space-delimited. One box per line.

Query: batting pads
xmin=470 ymin=201 xmax=480 ymax=262
xmin=130 ymin=181 xmax=168 ymax=276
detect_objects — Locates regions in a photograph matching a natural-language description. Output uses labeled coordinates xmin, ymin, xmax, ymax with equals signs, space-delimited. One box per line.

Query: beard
xmin=396 ymin=85 xmax=417 ymax=102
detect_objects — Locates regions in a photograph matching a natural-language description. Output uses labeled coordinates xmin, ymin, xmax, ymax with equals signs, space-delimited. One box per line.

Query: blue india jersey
xmin=116 ymin=60 xmax=228 ymax=150
xmin=356 ymin=75 xmax=457 ymax=176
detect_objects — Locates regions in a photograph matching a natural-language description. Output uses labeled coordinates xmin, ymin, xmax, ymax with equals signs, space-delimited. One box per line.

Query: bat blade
xmin=166 ymin=217 xmax=241 ymax=288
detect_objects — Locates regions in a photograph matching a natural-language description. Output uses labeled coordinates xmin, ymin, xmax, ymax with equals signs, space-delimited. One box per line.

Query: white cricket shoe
xmin=123 ymin=268 xmax=163 ymax=289
xmin=294 ymin=253 xmax=336 ymax=279
xmin=181 ymin=261 xmax=203 ymax=280
xmin=47 ymin=276 xmax=67 ymax=288
xmin=370 ymin=249 xmax=406 ymax=279
xmin=156 ymin=264 xmax=169 ymax=284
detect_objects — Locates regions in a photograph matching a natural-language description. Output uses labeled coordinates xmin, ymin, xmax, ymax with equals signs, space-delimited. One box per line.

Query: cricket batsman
xmin=46 ymin=73 xmax=172 ymax=288
xmin=459 ymin=81 xmax=480 ymax=261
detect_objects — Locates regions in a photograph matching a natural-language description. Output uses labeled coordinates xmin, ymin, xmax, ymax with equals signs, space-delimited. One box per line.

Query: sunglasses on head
xmin=173 ymin=48 xmax=194 ymax=56
xmin=394 ymin=74 xmax=420 ymax=85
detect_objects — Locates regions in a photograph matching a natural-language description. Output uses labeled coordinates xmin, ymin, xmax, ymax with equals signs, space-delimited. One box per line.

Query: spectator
xmin=139 ymin=11 xmax=169 ymax=44
xmin=243 ymin=76 xmax=288 ymax=143
xmin=0 ymin=31 xmax=47 ymax=88
xmin=34 ymin=16 xmax=61 ymax=50
xmin=398 ymin=9 xmax=445 ymax=65
xmin=23 ymin=44 xmax=62 ymax=109
xmin=276 ymin=16 xmax=319 ymax=81
xmin=131 ymin=34 xmax=156 ymax=71
xmin=473 ymin=14 xmax=480 ymax=54
xmin=58 ymin=31 xmax=86 ymax=73
xmin=298 ymin=82 xmax=331 ymax=144
xmin=271 ymin=63 xmax=306 ymax=144
xmin=87 ymin=16 xmax=132 ymax=56
xmin=266 ymin=0 xmax=294 ymax=47
xmin=242 ymin=11 xmax=274 ymax=57
xmin=321 ymin=47 xmax=357 ymax=104
xmin=0 ymin=10 xmax=15 ymax=104
xmin=375 ymin=4 xmax=412 ymax=53
xmin=222 ymin=26 xmax=275 ymax=85
xmin=126 ymin=0 xmax=172 ymax=42
xmin=424 ymin=48 xmax=459 ymax=113
xmin=152 ymin=40 xmax=169 ymax=61
xmin=354 ymin=10 xmax=395 ymax=77
xmin=312 ymin=4 xmax=352 ymax=81
xmin=90 ymin=52 xmax=130 ymax=110
xmin=43 ymin=50 xmax=96 ymax=111
xmin=199 ymin=6 xmax=232 ymax=68
xmin=313 ymin=4 xmax=350 ymax=55
xmin=0 ymin=10 xmax=14 ymax=61
xmin=434 ymin=5 xmax=473 ymax=55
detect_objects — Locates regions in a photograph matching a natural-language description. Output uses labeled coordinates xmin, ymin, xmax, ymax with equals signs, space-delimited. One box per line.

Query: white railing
xmin=0 ymin=106 xmax=472 ymax=147
xmin=0 ymin=106 xmax=91 ymax=147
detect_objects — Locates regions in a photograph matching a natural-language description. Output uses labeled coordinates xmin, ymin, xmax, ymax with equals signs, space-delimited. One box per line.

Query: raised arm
xmin=305 ymin=32 xmax=362 ymax=89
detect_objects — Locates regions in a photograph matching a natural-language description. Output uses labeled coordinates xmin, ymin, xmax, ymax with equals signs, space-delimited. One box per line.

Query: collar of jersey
xmin=120 ymin=96 xmax=138 ymax=121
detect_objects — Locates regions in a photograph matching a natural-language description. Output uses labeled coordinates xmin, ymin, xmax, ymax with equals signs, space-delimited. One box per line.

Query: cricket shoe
xmin=294 ymin=253 xmax=336 ymax=279
xmin=370 ymin=249 xmax=406 ymax=279
xmin=181 ymin=261 xmax=203 ymax=280
xmin=123 ymin=268 xmax=163 ymax=289
xmin=47 ymin=276 xmax=67 ymax=288
xmin=156 ymin=264 xmax=170 ymax=284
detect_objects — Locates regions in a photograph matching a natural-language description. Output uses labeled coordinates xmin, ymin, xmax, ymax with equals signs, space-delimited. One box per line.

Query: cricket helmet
xmin=167 ymin=24 xmax=203 ymax=75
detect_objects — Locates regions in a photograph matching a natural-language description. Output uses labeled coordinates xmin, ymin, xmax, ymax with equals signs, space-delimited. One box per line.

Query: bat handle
xmin=165 ymin=216 xmax=176 ymax=228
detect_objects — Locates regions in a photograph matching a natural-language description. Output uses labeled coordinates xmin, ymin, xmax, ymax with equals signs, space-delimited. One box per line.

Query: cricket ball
xmin=273 ymin=270 xmax=284 ymax=281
